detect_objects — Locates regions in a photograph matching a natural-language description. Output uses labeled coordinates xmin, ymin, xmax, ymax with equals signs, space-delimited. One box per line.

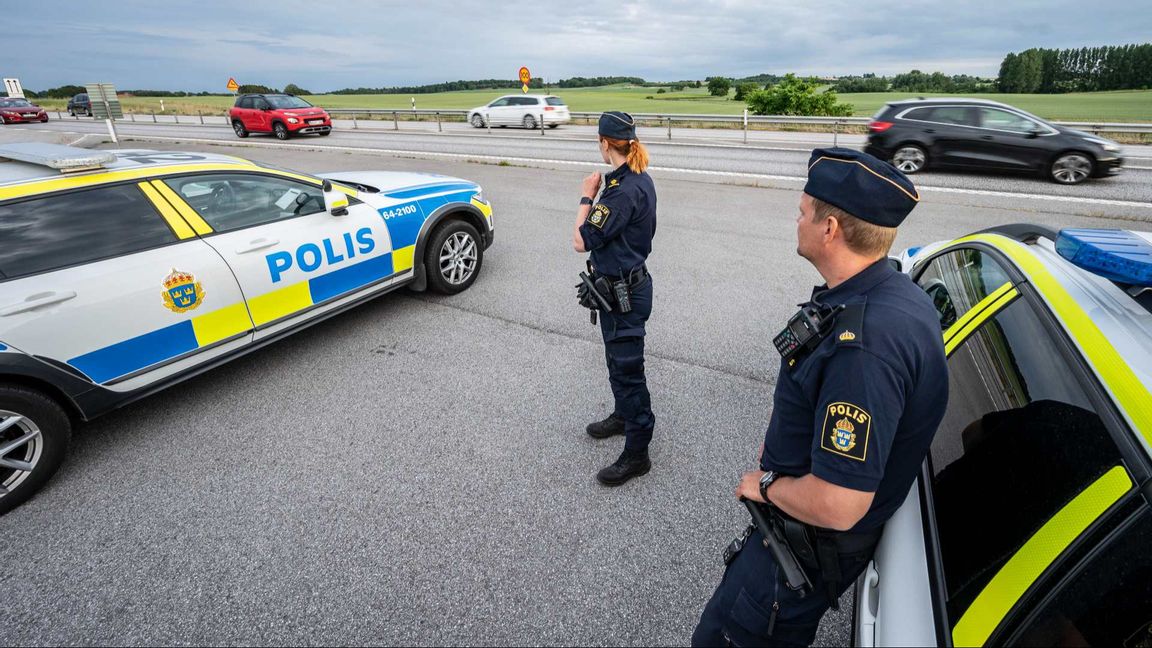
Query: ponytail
xmin=602 ymin=136 xmax=650 ymax=174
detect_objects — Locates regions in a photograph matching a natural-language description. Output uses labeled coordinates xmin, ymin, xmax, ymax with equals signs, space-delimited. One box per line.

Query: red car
xmin=0 ymin=98 xmax=48 ymax=124
xmin=229 ymin=93 xmax=332 ymax=140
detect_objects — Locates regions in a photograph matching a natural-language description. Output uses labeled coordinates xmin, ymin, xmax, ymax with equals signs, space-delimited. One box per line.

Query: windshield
xmin=0 ymin=99 xmax=33 ymax=108
xmin=266 ymin=95 xmax=313 ymax=109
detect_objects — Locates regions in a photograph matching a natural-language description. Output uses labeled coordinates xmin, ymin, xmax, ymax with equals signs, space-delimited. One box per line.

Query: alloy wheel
xmin=892 ymin=146 xmax=927 ymax=173
xmin=439 ymin=232 xmax=478 ymax=285
xmin=1051 ymin=154 xmax=1092 ymax=185
xmin=0 ymin=410 xmax=43 ymax=500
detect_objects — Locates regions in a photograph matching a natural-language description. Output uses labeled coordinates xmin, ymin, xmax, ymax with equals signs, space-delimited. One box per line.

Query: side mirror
xmin=322 ymin=180 xmax=349 ymax=216
xmin=1026 ymin=127 xmax=1044 ymax=139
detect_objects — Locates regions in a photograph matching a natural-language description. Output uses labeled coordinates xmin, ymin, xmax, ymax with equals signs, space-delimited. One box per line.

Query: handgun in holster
xmin=742 ymin=498 xmax=815 ymax=597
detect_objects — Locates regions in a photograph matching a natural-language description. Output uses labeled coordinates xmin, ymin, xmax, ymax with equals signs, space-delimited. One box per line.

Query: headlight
xmin=473 ymin=191 xmax=487 ymax=204
xmin=287 ymin=117 xmax=299 ymax=124
xmin=1082 ymin=136 xmax=1120 ymax=152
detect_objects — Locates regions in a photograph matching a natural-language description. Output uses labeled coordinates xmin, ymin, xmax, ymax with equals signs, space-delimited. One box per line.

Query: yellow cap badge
xmin=162 ymin=268 xmax=205 ymax=313
xmin=838 ymin=330 xmax=856 ymax=342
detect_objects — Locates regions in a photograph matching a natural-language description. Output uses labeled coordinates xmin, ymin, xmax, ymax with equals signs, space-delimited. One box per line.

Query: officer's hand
xmin=736 ymin=470 xmax=768 ymax=503
xmin=582 ymin=172 xmax=602 ymax=199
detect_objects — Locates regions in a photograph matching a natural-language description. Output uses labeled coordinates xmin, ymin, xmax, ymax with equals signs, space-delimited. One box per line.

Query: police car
xmin=854 ymin=225 xmax=1152 ymax=646
xmin=0 ymin=143 xmax=494 ymax=514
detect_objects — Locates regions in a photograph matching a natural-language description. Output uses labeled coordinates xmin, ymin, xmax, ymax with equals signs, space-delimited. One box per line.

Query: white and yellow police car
xmin=0 ymin=143 xmax=494 ymax=514
xmin=855 ymin=225 xmax=1152 ymax=647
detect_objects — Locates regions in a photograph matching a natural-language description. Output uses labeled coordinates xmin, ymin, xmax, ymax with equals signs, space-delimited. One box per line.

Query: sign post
xmin=3 ymin=78 xmax=24 ymax=99
xmin=519 ymin=66 xmax=531 ymax=94
xmin=85 ymin=83 xmax=123 ymax=144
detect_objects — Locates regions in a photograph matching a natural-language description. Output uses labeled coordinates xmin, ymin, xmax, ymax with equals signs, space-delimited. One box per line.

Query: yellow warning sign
xmin=519 ymin=66 xmax=531 ymax=90
xmin=226 ymin=77 xmax=239 ymax=92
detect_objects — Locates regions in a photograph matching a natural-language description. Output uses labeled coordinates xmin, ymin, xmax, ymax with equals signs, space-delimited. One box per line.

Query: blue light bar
xmin=1055 ymin=229 xmax=1152 ymax=287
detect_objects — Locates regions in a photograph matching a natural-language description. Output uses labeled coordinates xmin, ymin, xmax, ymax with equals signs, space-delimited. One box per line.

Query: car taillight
xmin=544 ymin=106 xmax=555 ymax=111
xmin=869 ymin=121 xmax=894 ymax=133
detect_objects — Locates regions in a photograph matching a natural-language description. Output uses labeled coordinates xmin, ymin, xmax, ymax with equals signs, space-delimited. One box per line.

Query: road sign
xmin=226 ymin=77 xmax=239 ymax=92
xmin=85 ymin=83 xmax=124 ymax=120
xmin=3 ymin=78 xmax=24 ymax=98
xmin=519 ymin=66 xmax=531 ymax=93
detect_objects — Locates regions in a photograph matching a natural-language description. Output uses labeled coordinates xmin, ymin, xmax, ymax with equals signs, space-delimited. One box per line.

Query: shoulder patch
xmin=820 ymin=402 xmax=871 ymax=462
xmin=587 ymin=203 xmax=611 ymax=230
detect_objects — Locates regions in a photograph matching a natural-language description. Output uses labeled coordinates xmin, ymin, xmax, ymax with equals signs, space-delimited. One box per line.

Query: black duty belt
xmin=598 ymin=265 xmax=649 ymax=285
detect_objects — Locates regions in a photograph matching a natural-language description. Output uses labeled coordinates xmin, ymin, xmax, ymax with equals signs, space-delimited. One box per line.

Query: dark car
xmin=865 ymin=98 xmax=1124 ymax=185
xmin=228 ymin=93 xmax=332 ymax=140
xmin=0 ymin=98 xmax=48 ymax=124
xmin=67 ymin=93 xmax=91 ymax=117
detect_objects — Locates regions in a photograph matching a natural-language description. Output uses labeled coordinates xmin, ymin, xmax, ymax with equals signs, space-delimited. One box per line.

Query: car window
xmin=255 ymin=98 xmax=271 ymax=110
xmin=162 ymin=173 xmax=326 ymax=233
xmin=0 ymin=185 xmax=177 ymax=279
xmin=979 ymin=108 xmax=1040 ymax=133
xmin=1 ymin=99 xmax=32 ymax=108
xmin=915 ymin=247 xmax=1013 ymax=330
xmin=928 ymin=106 xmax=975 ymax=126
xmin=545 ymin=97 xmax=566 ymax=106
xmin=928 ymin=298 xmax=1123 ymax=631
xmin=488 ymin=98 xmax=509 ymax=107
xmin=902 ymin=107 xmax=935 ymax=122
xmin=237 ymin=97 xmax=252 ymax=109
xmin=1012 ymin=511 xmax=1152 ymax=647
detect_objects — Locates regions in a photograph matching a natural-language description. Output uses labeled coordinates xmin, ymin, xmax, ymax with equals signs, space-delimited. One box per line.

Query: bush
xmin=745 ymin=74 xmax=853 ymax=116
xmin=734 ymin=82 xmax=761 ymax=101
xmin=707 ymin=77 xmax=731 ymax=96
xmin=656 ymin=88 xmax=666 ymax=94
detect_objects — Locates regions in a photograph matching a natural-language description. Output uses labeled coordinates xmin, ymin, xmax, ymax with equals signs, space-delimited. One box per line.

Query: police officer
xmin=573 ymin=111 xmax=657 ymax=486
xmin=693 ymin=148 xmax=949 ymax=646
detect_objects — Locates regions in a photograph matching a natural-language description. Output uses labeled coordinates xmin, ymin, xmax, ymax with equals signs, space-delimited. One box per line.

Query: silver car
xmin=468 ymin=94 xmax=571 ymax=129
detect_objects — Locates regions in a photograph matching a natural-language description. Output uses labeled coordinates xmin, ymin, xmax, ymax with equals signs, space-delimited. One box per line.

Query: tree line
xmin=834 ymin=71 xmax=995 ymax=93
xmin=998 ymin=44 xmax=1152 ymax=93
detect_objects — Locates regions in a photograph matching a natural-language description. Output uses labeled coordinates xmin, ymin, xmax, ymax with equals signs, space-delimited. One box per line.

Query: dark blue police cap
xmin=804 ymin=148 xmax=920 ymax=227
xmin=599 ymin=111 xmax=636 ymax=141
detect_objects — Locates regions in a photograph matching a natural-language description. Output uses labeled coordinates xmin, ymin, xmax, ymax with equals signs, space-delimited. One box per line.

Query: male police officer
xmin=692 ymin=148 xmax=949 ymax=647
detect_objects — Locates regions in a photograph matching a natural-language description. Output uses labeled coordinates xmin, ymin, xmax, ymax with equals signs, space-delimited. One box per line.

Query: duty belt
xmin=779 ymin=513 xmax=883 ymax=609
xmin=597 ymin=265 xmax=649 ymax=285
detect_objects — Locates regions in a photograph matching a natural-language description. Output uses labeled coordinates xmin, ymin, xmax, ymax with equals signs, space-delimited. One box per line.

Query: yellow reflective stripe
xmin=149 ymin=181 xmax=213 ymax=235
xmin=954 ymin=234 xmax=1152 ymax=448
xmin=952 ymin=466 xmax=1132 ymax=646
xmin=471 ymin=197 xmax=493 ymax=220
xmin=942 ymin=282 xmax=1015 ymax=347
xmin=247 ymin=281 xmax=313 ymax=326
xmin=137 ymin=182 xmax=196 ymax=239
xmin=944 ymin=286 xmax=1019 ymax=356
xmin=0 ymin=162 xmax=261 ymax=202
xmin=190 ymin=302 xmax=252 ymax=346
xmin=330 ymin=194 xmax=350 ymax=209
xmin=392 ymin=245 xmax=415 ymax=273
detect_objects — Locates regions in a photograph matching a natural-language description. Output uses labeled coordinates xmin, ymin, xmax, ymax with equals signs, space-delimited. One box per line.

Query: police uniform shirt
xmin=760 ymin=259 xmax=949 ymax=531
xmin=579 ymin=162 xmax=657 ymax=277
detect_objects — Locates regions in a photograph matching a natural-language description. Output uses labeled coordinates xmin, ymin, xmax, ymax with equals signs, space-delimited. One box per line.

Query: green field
xmin=33 ymin=86 xmax=1152 ymax=122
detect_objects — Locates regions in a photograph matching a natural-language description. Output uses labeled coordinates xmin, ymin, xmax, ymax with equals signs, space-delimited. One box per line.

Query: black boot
xmin=586 ymin=413 xmax=626 ymax=439
xmin=596 ymin=449 xmax=651 ymax=486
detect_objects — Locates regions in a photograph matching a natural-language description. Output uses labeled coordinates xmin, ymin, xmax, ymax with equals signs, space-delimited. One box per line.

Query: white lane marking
xmin=93 ymin=133 xmax=1152 ymax=210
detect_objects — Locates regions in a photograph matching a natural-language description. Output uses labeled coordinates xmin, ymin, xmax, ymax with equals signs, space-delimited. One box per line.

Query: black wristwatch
xmin=759 ymin=470 xmax=779 ymax=502
xmin=579 ymin=196 xmax=594 ymax=206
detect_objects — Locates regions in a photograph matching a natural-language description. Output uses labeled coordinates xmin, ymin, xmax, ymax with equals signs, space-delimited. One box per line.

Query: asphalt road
xmin=1 ymin=133 xmax=1150 ymax=646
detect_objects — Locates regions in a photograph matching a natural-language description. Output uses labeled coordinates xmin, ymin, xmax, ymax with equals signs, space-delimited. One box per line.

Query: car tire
xmin=319 ymin=130 xmax=331 ymax=136
xmin=68 ymin=109 xmax=74 ymax=117
xmin=273 ymin=122 xmax=290 ymax=140
xmin=232 ymin=120 xmax=249 ymax=138
xmin=0 ymin=384 xmax=72 ymax=516
xmin=85 ymin=107 xmax=92 ymax=117
xmin=1049 ymin=152 xmax=1094 ymax=185
xmin=0 ymin=116 xmax=6 ymax=125
xmin=424 ymin=219 xmax=484 ymax=295
xmin=892 ymin=145 xmax=928 ymax=174
xmin=470 ymin=114 xmax=485 ymax=128
xmin=522 ymin=114 xmax=537 ymax=130
xmin=548 ymin=124 xmax=559 ymax=129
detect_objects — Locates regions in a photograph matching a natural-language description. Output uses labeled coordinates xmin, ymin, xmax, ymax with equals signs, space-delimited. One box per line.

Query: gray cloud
xmin=7 ymin=0 xmax=1150 ymax=91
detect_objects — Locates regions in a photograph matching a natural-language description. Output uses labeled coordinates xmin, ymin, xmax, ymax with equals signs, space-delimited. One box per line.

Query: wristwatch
xmin=759 ymin=470 xmax=779 ymax=502
xmin=579 ymin=196 xmax=594 ymax=206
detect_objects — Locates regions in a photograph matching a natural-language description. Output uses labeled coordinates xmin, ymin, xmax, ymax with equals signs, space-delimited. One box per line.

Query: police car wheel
xmin=232 ymin=120 xmax=249 ymax=138
xmin=426 ymin=220 xmax=483 ymax=295
xmin=470 ymin=114 xmax=484 ymax=128
xmin=273 ymin=122 xmax=290 ymax=140
xmin=522 ymin=115 xmax=537 ymax=129
xmin=0 ymin=385 xmax=71 ymax=516
xmin=1050 ymin=152 xmax=1094 ymax=185
xmin=892 ymin=145 xmax=927 ymax=174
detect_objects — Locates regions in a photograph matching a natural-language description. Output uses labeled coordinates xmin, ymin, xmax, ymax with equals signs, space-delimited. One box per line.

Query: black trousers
xmin=598 ymin=276 xmax=654 ymax=453
xmin=692 ymin=528 xmax=875 ymax=647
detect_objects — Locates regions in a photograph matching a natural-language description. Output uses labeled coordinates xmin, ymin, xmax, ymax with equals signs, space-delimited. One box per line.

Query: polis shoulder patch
xmin=587 ymin=203 xmax=611 ymax=230
xmin=820 ymin=401 xmax=871 ymax=462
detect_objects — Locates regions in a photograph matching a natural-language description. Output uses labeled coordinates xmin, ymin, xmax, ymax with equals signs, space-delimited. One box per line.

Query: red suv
xmin=229 ymin=94 xmax=332 ymax=140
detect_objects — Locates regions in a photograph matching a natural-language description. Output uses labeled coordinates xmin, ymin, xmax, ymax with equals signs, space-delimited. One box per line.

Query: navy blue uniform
xmin=580 ymin=162 xmax=657 ymax=452
xmin=693 ymin=259 xmax=948 ymax=647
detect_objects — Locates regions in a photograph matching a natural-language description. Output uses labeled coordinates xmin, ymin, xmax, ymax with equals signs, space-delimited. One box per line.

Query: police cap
xmin=804 ymin=147 xmax=920 ymax=227
xmin=599 ymin=111 xmax=636 ymax=141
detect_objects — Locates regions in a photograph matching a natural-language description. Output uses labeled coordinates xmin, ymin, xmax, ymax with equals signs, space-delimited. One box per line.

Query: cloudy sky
xmin=7 ymin=0 xmax=1151 ymax=92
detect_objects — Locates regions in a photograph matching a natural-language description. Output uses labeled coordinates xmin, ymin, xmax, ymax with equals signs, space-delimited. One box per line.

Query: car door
xmin=913 ymin=106 xmax=980 ymax=168
xmin=251 ymin=97 xmax=272 ymax=132
xmin=0 ymin=182 xmax=254 ymax=390
xmin=485 ymin=97 xmax=512 ymax=125
xmin=972 ymin=108 xmax=1053 ymax=172
xmin=154 ymin=171 xmax=401 ymax=340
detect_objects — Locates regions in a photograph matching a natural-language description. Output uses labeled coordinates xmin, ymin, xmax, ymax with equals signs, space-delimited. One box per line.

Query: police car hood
xmin=316 ymin=171 xmax=479 ymax=196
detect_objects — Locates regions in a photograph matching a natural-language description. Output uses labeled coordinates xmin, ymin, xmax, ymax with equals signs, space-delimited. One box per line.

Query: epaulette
xmin=833 ymin=302 xmax=866 ymax=348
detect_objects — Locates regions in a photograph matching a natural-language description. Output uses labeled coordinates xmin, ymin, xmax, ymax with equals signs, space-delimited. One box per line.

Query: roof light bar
xmin=0 ymin=142 xmax=116 ymax=173
xmin=1055 ymin=228 xmax=1152 ymax=288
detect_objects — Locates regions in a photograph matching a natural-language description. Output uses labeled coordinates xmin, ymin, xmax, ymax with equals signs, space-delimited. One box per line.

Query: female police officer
xmin=572 ymin=111 xmax=657 ymax=486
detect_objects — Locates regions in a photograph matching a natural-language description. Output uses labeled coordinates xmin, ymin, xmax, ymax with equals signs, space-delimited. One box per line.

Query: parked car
xmin=0 ymin=142 xmax=494 ymax=514
xmin=229 ymin=94 xmax=332 ymax=140
xmin=854 ymin=224 xmax=1152 ymax=646
xmin=468 ymin=94 xmax=571 ymax=129
xmin=66 ymin=93 xmax=91 ymax=117
xmin=865 ymin=98 xmax=1124 ymax=185
xmin=0 ymin=98 xmax=48 ymax=124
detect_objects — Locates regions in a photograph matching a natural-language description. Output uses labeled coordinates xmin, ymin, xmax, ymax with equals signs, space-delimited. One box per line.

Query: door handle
xmin=923 ymin=128 xmax=935 ymax=134
xmin=981 ymin=135 xmax=994 ymax=140
xmin=856 ymin=561 xmax=881 ymax=647
xmin=235 ymin=238 xmax=280 ymax=254
xmin=1 ymin=290 xmax=78 ymax=316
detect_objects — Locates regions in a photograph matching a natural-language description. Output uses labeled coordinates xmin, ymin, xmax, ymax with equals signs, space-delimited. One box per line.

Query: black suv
xmin=66 ymin=93 xmax=91 ymax=117
xmin=865 ymin=98 xmax=1124 ymax=185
